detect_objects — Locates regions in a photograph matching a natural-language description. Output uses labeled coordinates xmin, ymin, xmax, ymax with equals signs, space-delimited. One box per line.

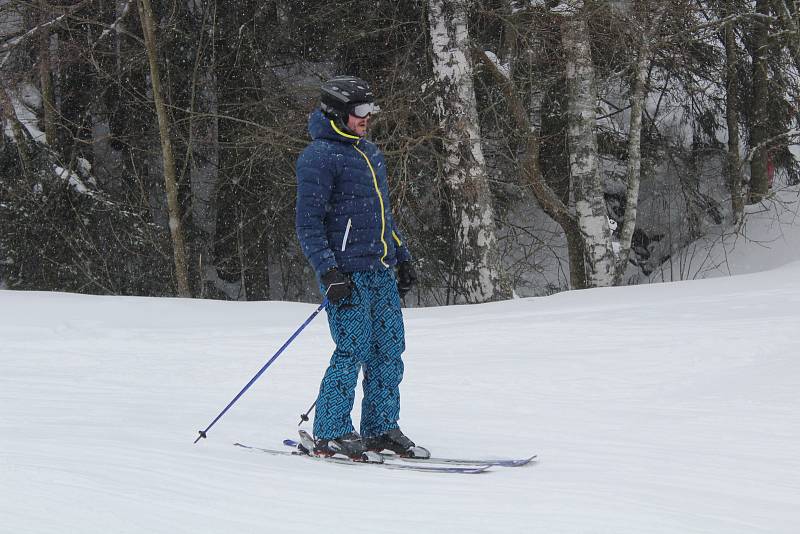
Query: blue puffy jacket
xmin=296 ymin=109 xmax=412 ymax=278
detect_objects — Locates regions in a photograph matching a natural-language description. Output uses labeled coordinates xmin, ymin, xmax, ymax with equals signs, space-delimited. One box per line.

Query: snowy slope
xmin=648 ymin=183 xmax=800 ymax=281
xmin=2 ymin=263 xmax=799 ymax=533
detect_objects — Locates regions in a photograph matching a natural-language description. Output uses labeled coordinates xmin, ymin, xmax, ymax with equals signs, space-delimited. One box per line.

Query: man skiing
xmin=295 ymin=76 xmax=428 ymax=461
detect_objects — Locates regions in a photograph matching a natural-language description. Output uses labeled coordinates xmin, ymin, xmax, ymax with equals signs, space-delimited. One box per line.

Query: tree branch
xmin=474 ymin=46 xmax=573 ymax=226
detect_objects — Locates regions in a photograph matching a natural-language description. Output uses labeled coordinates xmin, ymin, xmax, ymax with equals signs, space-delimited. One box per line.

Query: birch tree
xmin=427 ymin=0 xmax=504 ymax=303
xmin=476 ymin=9 xmax=589 ymax=289
xmin=4 ymin=0 xmax=798 ymax=300
xmin=558 ymin=0 xmax=615 ymax=287
xmin=614 ymin=1 xmax=663 ymax=284
xmin=480 ymin=1 xmax=663 ymax=288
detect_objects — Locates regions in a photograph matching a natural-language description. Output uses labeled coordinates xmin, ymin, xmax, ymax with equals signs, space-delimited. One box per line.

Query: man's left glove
xmin=396 ymin=261 xmax=417 ymax=298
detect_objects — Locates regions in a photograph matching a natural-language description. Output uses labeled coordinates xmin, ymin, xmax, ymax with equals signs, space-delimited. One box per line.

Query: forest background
xmin=1 ymin=0 xmax=798 ymax=306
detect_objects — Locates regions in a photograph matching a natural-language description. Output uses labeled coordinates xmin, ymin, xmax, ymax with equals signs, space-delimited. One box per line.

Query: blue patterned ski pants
xmin=313 ymin=269 xmax=405 ymax=440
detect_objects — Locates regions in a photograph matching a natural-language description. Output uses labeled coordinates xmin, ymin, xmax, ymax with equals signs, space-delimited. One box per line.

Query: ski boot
xmin=299 ymin=430 xmax=382 ymax=463
xmin=365 ymin=428 xmax=431 ymax=459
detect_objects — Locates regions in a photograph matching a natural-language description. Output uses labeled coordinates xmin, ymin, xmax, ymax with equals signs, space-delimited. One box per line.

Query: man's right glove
xmin=321 ymin=268 xmax=352 ymax=305
xmin=396 ymin=261 xmax=417 ymax=298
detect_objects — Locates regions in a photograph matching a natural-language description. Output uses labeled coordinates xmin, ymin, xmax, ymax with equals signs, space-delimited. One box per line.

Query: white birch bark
xmin=428 ymin=0 xmax=503 ymax=303
xmin=477 ymin=16 xmax=588 ymax=289
xmin=615 ymin=2 xmax=658 ymax=284
xmin=559 ymin=0 xmax=615 ymax=287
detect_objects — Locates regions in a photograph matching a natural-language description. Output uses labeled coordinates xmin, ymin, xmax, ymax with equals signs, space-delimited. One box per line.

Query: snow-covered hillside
xmin=2 ymin=260 xmax=799 ymax=532
xmin=646 ymin=183 xmax=800 ymax=282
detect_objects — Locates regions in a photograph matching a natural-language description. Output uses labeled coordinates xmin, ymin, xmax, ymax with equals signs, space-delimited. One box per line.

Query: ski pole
xmin=194 ymin=299 xmax=328 ymax=444
xmin=298 ymin=358 xmax=363 ymax=426
xmin=298 ymin=400 xmax=316 ymax=426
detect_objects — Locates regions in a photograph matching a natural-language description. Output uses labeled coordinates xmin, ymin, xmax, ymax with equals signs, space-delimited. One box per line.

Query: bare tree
xmin=749 ymin=0 xmax=772 ymax=202
xmin=37 ymin=0 xmax=55 ymax=145
xmin=615 ymin=1 xmax=660 ymax=285
xmin=427 ymin=0 xmax=504 ymax=302
xmin=0 ymin=80 xmax=34 ymax=179
xmin=184 ymin=1 xmax=234 ymax=298
xmin=723 ymin=0 xmax=744 ymax=222
xmin=559 ymin=0 xmax=615 ymax=287
xmin=137 ymin=0 xmax=191 ymax=296
xmin=2 ymin=0 xmax=797 ymax=300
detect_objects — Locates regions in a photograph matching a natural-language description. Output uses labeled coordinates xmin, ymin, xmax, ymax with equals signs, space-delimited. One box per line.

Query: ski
xmin=234 ymin=443 xmax=491 ymax=474
xmin=283 ymin=438 xmax=536 ymax=467
xmin=386 ymin=452 xmax=537 ymax=467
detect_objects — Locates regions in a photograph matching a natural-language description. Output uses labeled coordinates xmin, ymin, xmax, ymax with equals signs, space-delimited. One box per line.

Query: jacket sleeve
xmin=295 ymin=144 xmax=338 ymax=277
xmin=391 ymin=222 xmax=412 ymax=263
xmin=374 ymin=147 xmax=412 ymax=265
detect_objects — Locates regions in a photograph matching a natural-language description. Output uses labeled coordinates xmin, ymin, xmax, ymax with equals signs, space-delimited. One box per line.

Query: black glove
xmin=396 ymin=261 xmax=417 ymax=298
xmin=321 ymin=268 xmax=352 ymax=305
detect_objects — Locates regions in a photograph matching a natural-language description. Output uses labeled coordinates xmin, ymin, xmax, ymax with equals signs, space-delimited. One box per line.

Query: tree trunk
xmin=90 ymin=0 xmax=126 ymax=192
xmin=38 ymin=0 xmax=56 ymax=146
xmin=748 ymin=0 xmax=771 ymax=203
xmin=192 ymin=70 xmax=223 ymax=297
xmin=0 ymin=81 xmax=35 ymax=181
xmin=561 ymin=0 xmax=615 ymax=287
xmin=724 ymin=7 xmax=744 ymax=222
xmin=476 ymin=39 xmax=587 ymax=289
xmin=428 ymin=0 xmax=503 ymax=303
xmin=137 ymin=0 xmax=191 ymax=297
xmin=614 ymin=17 xmax=651 ymax=285
xmin=186 ymin=1 xmax=235 ymax=298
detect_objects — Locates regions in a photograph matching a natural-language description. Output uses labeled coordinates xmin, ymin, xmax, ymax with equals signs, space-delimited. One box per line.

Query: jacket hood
xmin=307 ymin=108 xmax=361 ymax=145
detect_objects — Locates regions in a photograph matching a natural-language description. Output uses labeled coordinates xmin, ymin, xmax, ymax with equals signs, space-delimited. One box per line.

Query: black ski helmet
xmin=320 ymin=76 xmax=375 ymax=124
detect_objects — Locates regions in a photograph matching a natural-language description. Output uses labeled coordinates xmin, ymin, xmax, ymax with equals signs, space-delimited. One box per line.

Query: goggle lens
xmin=351 ymin=102 xmax=378 ymax=118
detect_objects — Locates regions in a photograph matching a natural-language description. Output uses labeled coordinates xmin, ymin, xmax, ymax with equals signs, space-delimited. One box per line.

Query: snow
xmin=54 ymin=165 xmax=92 ymax=195
xmin=77 ymin=157 xmax=93 ymax=177
xmin=97 ymin=0 xmax=132 ymax=43
xmin=649 ymin=183 xmax=800 ymax=281
xmin=18 ymin=82 xmax=42 ymax=111
xmin=790 ymin=142 xmax=800 ymax=163
xmin=2 ymin=226 xmax=800 ymax=532
xmin=483 ymin=50 xmax=510 ymax=80
xmin=4 ymin=84 xmax=45 ymax=143
xmin=550 ymin=0 xmax=581 ymax=16
xmin=511 ymin=0 xmax=546 ymax=14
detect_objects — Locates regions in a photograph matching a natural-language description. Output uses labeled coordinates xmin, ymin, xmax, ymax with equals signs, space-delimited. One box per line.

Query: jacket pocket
xmin=340 ymin=218 xmax=352 ymax=252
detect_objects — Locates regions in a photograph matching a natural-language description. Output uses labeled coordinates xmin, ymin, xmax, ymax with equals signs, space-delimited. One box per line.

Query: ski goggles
xmin=350 ymin=102 xmax=379 ymax=118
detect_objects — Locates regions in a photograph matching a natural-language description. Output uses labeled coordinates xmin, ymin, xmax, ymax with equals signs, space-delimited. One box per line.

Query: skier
xmin=295 ymin=76 xmax=428 ymax=461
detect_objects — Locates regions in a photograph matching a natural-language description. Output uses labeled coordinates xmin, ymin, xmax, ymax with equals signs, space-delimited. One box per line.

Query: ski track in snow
xmin=1 ymin=265 xmax=799 ymax=533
